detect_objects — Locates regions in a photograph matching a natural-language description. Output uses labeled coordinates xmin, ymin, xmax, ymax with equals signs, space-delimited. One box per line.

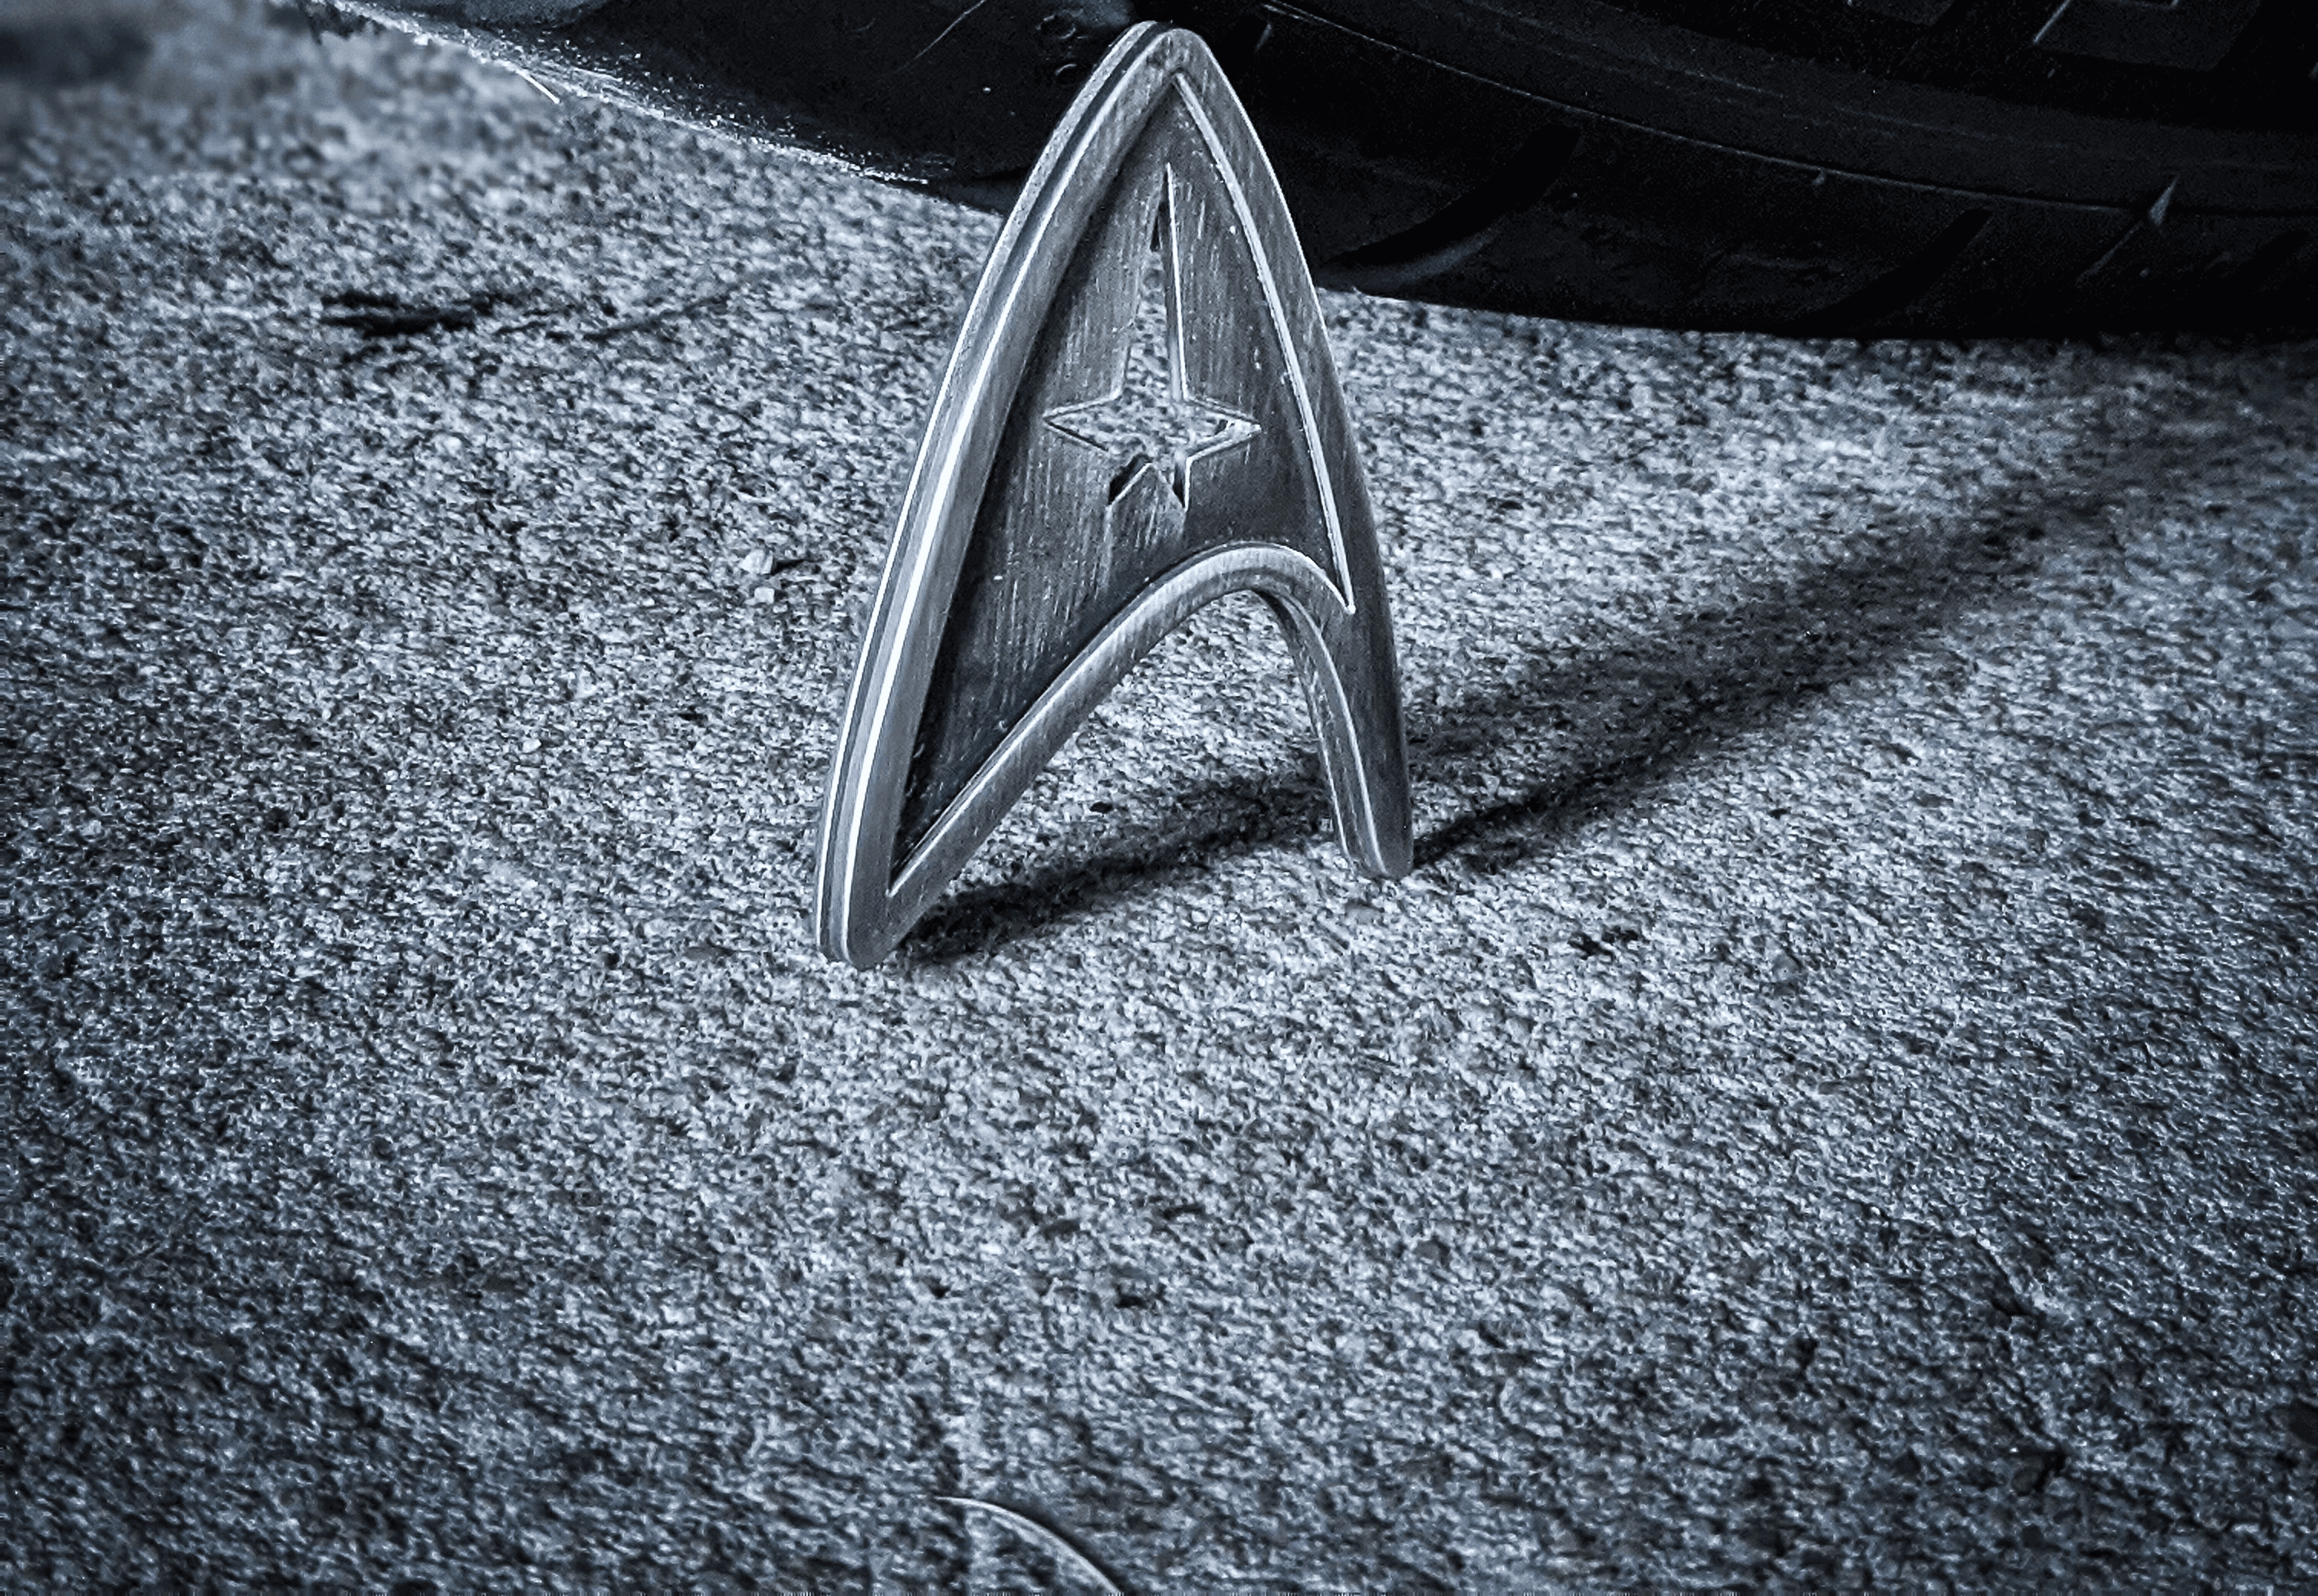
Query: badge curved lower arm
xmin=815 ymin=23 xmax=1412 ymax=968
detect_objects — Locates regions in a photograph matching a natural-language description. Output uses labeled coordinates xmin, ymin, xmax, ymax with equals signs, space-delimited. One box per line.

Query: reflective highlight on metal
xmin=815 ymin=22 xmax=1412 ymax=968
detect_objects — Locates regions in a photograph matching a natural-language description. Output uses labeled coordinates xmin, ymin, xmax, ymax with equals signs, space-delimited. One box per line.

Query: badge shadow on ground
xmin=898 ymin=360 xmax=2238 ymax=963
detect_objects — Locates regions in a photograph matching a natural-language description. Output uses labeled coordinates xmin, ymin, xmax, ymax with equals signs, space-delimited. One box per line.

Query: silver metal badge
xmin=816 ymin=23 xmax=1412 ymax=967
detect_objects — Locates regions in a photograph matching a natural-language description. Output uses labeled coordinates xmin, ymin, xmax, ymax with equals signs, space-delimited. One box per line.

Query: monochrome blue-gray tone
xmin=4 ymin=1 xmax=2316 ymax=1588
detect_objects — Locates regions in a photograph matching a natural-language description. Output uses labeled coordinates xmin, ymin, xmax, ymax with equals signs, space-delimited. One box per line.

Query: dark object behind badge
xmin=330 ymin=0 xmax=2316 ymax=335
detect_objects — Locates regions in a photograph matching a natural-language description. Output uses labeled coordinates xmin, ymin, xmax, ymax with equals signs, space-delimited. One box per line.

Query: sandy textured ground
xmin=5 ymin=2 xmax=2317 ymax=1588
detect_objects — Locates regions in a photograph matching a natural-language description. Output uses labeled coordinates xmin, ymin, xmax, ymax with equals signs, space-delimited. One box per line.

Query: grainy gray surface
xmin=5 ymin=3 xmax=2317 ymax=1589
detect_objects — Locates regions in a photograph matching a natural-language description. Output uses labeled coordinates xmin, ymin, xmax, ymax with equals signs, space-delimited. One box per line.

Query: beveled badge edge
xmin=816 ymin=24 xmax=1411 ymax=967
xmin=816 ymin=23 xmax=1164 ymax=967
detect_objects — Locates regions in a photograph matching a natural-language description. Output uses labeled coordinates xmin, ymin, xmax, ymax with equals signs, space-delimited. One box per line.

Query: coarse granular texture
xmin=5 ymin=2 xmax=2316 ymax=1589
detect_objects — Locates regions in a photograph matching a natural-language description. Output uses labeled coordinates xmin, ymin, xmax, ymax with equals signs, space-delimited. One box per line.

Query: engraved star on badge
xmin=1042 ymin=177 xmax=1260 ymax=507
xmin=816 ymin=28 xmax=1411 ymax=967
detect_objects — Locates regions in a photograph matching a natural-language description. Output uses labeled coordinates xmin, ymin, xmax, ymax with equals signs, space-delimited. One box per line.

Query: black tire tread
xmin=1160 ymin=0 xmax=2318 ymax=333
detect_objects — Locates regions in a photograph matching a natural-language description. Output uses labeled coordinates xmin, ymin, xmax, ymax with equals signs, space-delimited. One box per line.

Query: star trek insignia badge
xmin=816 ymin=22 xmax=1412 ymax=967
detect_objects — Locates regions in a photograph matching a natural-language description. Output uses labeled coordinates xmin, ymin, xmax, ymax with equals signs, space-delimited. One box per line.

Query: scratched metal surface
xmin=899 ymin=78 xmax=1353 ymax=862
xmin=5 ymin=2 xmax=2317 ymax=1588
xmin=823 ymin=27 xmax=1409 ymax=970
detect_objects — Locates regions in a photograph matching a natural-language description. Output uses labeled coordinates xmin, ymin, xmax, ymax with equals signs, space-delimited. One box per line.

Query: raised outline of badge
xmin=816 ymin=22 xmax=1412 ymax=967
